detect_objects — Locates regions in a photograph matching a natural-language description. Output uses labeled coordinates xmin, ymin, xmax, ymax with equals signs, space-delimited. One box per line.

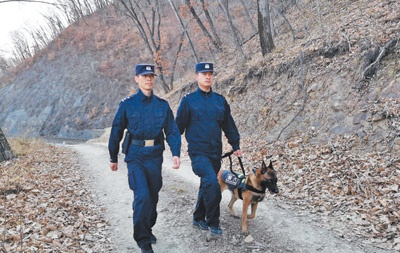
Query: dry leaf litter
xmin=1 ymin=139 xmax=115 ymax=252
xmin=231 ymin=133 xmax=400 ymax=252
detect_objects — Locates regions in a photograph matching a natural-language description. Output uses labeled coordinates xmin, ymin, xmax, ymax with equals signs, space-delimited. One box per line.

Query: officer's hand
xmin=233 ymin=149 xmax=242 ymax=157
xmin=172 ymin=156 xmax=180 ymax=170
xmin=110 ymin=163 xmax=118 ymax=171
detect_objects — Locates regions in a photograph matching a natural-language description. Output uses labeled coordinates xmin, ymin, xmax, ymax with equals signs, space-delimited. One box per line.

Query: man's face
xmin=135 ymin=74 xmax=155 ymax=93
xmin=195 ymin=72 xmax=213 ymax=91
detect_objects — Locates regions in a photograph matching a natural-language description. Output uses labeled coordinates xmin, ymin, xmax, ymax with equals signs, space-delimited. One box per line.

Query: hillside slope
xmin=1 ymin=0 xmax=399 ymax=250
xmin=0 ymin=0 xmax=399 ymax=153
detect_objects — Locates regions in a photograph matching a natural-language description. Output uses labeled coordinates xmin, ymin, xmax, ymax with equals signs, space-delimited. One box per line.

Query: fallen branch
xmin=360 ymin=38 xmax=398 ymax=81
xmin=360 ymin=46 xmax=386 ymax=81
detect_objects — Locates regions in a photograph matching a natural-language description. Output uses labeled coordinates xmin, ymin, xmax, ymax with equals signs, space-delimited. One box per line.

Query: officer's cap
xmin=195 ymin=62 xmax=213 ymax=73
xmin=135 ymin=64 xmax=157 ymax=76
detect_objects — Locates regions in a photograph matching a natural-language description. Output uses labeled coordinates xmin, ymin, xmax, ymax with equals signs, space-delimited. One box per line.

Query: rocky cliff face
xmin=0 ymin=49 xmax=125 ymax=140
xmin=0 ymin=1 xmax=399 ymax=154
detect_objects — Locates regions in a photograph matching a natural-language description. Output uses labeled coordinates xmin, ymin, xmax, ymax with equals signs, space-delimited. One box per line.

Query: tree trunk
xmin=185 ymin=0 xmax=223 ymax=52
xmin=239 ymin=0 xmax=257 ymax=32
xmin=0 ymin=128 xmax=14 ymax=162
xmin=168 ymin=0 xmax=198 ymax=62
xmin=257 ymin=0 xmax=275 ymax=56
xmin=199 ymin=0 xmax=223 ymax=49
xmin=115 ymin=0 xmax=171 ymax=93
xmin=218 ymin=0 xmax=246 ymax=60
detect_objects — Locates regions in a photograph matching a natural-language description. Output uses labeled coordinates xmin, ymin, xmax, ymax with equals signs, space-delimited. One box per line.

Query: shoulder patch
xmin=183 ymin=91 xmax=195 ymax=98
xmin=120 ymin=94 xmax=134 ymax=102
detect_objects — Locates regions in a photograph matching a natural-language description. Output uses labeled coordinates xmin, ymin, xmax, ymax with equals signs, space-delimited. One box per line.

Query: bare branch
xmin=168 ymin=0 xmax=198 ymax=62
xmin=0 ymin=0 xmax=66 ymax=8
xmin=218 ymin=0 xmax=246 ymax=59
xmin=185 ymin=0 xmax=222 ymax=52
xmin=360 ymin=47 xmax=386 ymax=81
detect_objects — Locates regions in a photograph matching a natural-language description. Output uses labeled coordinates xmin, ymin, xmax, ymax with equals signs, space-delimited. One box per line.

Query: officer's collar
xmin=197 ymin=87 xmax=212 ymax=96
xmin=137 ymin=89 xmax=153 ymax=102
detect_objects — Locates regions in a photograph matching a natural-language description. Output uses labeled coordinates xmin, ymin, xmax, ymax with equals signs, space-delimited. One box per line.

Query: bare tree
xmin=48 ymin=14 xmax=66 ymax=37
xmin=257 ymin=0 xmax=274 ymax=56
xmin=11 ymin=31 xmax=32 ymax=61
xmin=0 ymin=0 xmax=59 ymax=5
xmin=0 ymin=128 xmax=14 ymax=162
xmin=0 ymin=0 xmax=14 ymax=157
xmin=93 ymin=0 xmax=109 ymax=9
xmin=169 ymin=30 xmax=186 ymax=88
xmin=0 ymin=54 xmax=10 ymax=73
xmin=198 ymin=0 xmax=223 ymax=50
xmin=185 ymin=0 xmax=223 ymax=52
xmin=218 ymin=0 xmax=246 ymax=59
xmin=238 ymin=0 xmax=257 ymax=32
xmin=1 ymin=0 xmax=100 ymax=65
xmin=272 ymin=2 xmax=295 ymax=42
xmin=26 ymin=23 xmax=54 ymax=55
xmin=115 ymin=0 xmax=172 ymax=93
xmin=168 ymin=0 xmax=198 ymax=62
xmin=58 ymin=0 xmax=95 ymax=24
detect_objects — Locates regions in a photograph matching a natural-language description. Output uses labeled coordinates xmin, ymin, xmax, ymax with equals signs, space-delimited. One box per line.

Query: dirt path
xmin=69 ymin=142 xmax=394 ymax=253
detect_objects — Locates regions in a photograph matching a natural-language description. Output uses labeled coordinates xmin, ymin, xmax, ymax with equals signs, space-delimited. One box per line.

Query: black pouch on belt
xmin=121 ymin=131 xmax=131 ymax=154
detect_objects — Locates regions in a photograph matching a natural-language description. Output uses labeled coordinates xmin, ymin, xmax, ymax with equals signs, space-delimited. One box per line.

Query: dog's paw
xmin=230 ymin=214 xmax=240 ymax=219
xmin=242 ymin=230 xmax=249 ymax=236
xmin=247 ymin=215 xmax=255 ymax=219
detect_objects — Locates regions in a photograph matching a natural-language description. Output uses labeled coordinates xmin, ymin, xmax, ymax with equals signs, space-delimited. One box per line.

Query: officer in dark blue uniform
xmin=108 ymin=64 xmax=181 ymax=253
xmin=176 ymin=62 xmax=242 ymax=240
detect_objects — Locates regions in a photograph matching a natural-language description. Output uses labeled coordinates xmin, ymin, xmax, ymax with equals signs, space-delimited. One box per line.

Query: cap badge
xmin=146 ymin=66 xmax=152 ymax=70
xmin=205 ymin=64 xmax=210 ymax=69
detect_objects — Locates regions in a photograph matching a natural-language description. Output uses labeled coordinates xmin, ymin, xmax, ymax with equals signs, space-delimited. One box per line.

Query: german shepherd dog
xmin=217 ymin=160 xmax=279 ymax=235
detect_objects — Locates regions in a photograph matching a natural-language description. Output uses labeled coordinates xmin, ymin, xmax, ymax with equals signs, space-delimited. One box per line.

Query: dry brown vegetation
xmin=226 ymin=134 xmax=400 ymax=251
xmin=0 ymin=0 xmax=399 ymax=251
xmin=227 ymin=97 xmax=400 ymax=251
xmin=1 ymin=132 xmax=400 ymax=251
xmin=0 ymin=139 xmax=114 ymax=252
xmin=250 ymin=136 xmax=400 ymax=250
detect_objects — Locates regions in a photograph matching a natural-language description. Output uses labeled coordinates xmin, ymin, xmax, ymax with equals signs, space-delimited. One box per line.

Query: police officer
xmin=176 ymin=62 xmax=242 ymax=240
xmin=108 ymin=64 xmax=181 ymax=253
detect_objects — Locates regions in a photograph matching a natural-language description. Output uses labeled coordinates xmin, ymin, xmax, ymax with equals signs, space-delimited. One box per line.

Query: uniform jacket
xmin=108 ymin=89 xmax=181 ymax=163
xmin=176 ymin=87 xmax=240 ymax=159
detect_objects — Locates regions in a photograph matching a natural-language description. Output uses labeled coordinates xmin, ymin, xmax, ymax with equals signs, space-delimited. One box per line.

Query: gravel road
xmin=69 ymin=142 xmax=394 ymax=253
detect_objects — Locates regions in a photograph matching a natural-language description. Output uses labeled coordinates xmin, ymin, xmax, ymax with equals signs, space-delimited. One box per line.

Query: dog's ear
xmin=261 ymin=160 xmax=267 ymax=174
xmin=268 ymin=160 xmax=274 ymax=170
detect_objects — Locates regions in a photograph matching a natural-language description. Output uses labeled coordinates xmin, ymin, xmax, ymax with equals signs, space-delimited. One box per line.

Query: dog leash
xmin=221 ymin=150 xmax=246 ymax=179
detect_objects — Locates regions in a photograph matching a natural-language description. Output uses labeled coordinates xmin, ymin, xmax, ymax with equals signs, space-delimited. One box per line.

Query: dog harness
xmin=221 ymin=170 xmax=266 ymax=200
xmin=221 ymin=151 xmax=267 ymax=199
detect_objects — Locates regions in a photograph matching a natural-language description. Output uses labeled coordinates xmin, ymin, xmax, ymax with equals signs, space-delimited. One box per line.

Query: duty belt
xmin=131 ymin=139 xmax=161 ymax=147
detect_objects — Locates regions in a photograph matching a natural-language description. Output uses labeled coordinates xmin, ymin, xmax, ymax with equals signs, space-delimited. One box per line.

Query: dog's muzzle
xmin=269 ymin=188 xmax=279 ymax=194
xmin=264 ymin=180 xmax=279 ymax=194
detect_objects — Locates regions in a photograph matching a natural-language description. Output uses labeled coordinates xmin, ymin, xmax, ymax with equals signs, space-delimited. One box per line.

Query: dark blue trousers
xmin=190 ymin=154 xmax=222 ymax=228
xmin=127 ymin=156 xmax=163 ymax=249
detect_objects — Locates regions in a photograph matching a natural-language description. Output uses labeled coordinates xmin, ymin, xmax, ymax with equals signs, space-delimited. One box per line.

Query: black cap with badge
xmin=135 ymin=64 xmax=157 ymax=76
xmin=195 ymin=62 xmax=213 ymax=73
